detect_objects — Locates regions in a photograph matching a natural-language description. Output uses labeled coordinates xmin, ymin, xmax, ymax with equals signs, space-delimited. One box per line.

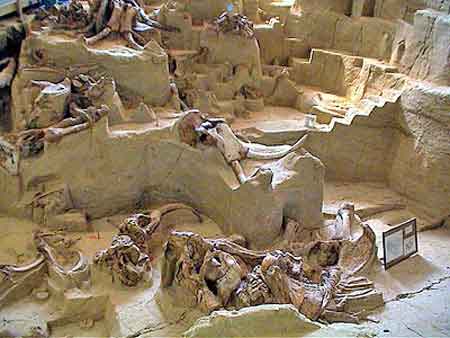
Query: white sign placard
xmin=383 ymin=218 xmax=418 ymax=269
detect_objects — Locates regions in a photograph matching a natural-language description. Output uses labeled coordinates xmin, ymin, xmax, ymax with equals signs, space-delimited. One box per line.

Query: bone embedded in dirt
xmin=0 ymin=0 xmax=449 ymax=337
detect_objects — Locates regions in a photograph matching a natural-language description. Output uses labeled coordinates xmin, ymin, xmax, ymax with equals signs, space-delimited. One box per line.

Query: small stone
xmin=34 ymin=290 xmax=50 ymax=301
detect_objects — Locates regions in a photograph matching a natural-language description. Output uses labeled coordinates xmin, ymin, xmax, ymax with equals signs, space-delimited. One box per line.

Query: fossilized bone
xmin=300 ymin=208 xmax=378 ymax=278
xmin=260 ymin=252 xmax=342 ymax=320
xmin=174 ymin=109 xmax=212 ymax=146
xmin=77 ymin=0 xmax=108 ymax=34
xmin=44 ymin=124 xmax=89 ymax=142
xmin=84 ymin=0 xmax=123 ymax=45
xmin=201 ymin=122 xmax=308 ymax=183
xmin=95 ymin=204 xmax=201 ymax=286
xmin=213 ymin=12 xmax=254 ymax=39
xmin=0 ymin=58 xmax=17 ymax=89
xmin=0 ymin=228 xmax=88 ymax=303
xmin=0 ymin=254 xmax=46 ymax=281
xmin=246 ymin=135 xmax=308 ymax=160
xmin=83 ymin=0 xmax=178 ymax=48
xmin=338 ymin=223 xmax=378 ymax=277
xmin=234 ymin=265 xmax=273 ymax=308
xmin=120 ymin=4 xmax=142 ymax=49
xmin=175 ymin=112 xmax=308 ymax=183
xmin=334 ymin=202 xmax=355 ymax=240
xmin=94 ymin=234 xmax=151 ymax=286
xmin=0 ymin=254 xmax=48 ymax=309
xmin=7 ymin=231 xmax=90 ymax=291
xmin=9 ymin=74 xmax=109 ymax=151
xmin=94 ymin=0 xmax=110 ymax=32
xmin=53 ymin=0 xmax=90 ymax=30
xmin=40 ymin=244 xmax=87 ymax=276
xmin=11 ymin=100 xmax=108 ymax=155
xmin=324 ymin=203 xmax=406 ymax=222
xmin=206 ymin=237 xmax=268 ymax=267
xmin=71 ymin=74 xmax=107 ymax=106
xmin=44 ymin=104 xmax=110 ymax=143
xmin=29 ymin=78 xmax=72 ymax=129
xmin=162 ymin=230 xmax=381 ymax=322
xmin=200 ymin=250 xmax=244 ymax=306
xmin=161 ymin=231 xmax=211 ymax=289
xmin=33 ymin=231 xmax=89 ymax=277
xmin=84 ymin=1 xmax=145 ymax=49
xmin=126 ymin=0 xmax=179 ymax=32
xmin=119 ymin=203 xmax=202 ymax=249
xmin=16 ymin=129 xmax=46 ymax=157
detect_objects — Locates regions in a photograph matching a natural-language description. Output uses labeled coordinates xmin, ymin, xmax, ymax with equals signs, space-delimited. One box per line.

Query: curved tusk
xmin=146 ymin=203 xmax=203 ymax=234
xmin=0 ymin=254 xmax=46 ymax=274
xmin=246 ymin=134 xmax=308 ymax=160
xmin=69 ymin=250 xmax=88 ymax=274
xmin=153 ymin=203 xmax=202 ymax=222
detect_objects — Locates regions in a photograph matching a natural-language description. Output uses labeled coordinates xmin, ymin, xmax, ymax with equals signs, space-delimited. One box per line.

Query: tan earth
xmin=0 ymin=0 xmax=449 ymax=337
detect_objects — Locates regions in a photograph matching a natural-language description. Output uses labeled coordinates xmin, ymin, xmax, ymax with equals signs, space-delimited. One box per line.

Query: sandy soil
xmin=231 ymin=105 xmax=307 ymax=131
xmin=0 ymin=182 xmax=449 ymax=337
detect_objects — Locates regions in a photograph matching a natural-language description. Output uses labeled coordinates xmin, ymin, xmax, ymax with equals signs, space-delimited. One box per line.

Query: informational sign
xmin=382 ymin=218 xmax=418 ymax=269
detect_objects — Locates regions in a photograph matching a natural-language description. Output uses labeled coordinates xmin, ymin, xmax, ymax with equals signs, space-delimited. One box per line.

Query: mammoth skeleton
xmin=176 ymin=110 xmax=308 ymax=183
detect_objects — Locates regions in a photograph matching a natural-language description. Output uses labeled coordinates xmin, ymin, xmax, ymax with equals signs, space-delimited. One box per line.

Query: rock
xmin=389 ymin=81 xmax=450 ymax=224
xmin=34 ymin=289 xmax=50 ymax=301
xmin=183 ymin=304 xmax=321 ymax=337
xmin=399 ymin=9 xmax=450 ymax=86
xmin=17 ymin=33 xmax=170 ymax=106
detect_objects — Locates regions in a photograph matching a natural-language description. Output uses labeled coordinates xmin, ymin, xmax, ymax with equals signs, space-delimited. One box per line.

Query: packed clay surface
xmin=0 ymin=0 xmax=449 ymax=337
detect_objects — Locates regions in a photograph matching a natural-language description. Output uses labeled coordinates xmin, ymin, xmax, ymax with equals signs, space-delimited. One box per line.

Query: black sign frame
xmin=382 ymin=218 xmax=418 ymax=270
